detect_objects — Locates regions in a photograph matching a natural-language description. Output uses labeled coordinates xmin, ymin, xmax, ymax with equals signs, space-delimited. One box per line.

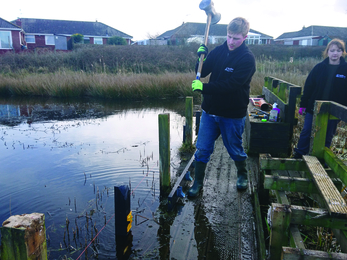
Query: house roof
xmin=0 ymin=17 xmax=21 ymax=30
xmin=13 ymin=18 xmax=132 ymax=39
xmin=157 ymin=22 xmax=273 ymax=40
xmin=276 ymin=25 xmax=347 ymax=40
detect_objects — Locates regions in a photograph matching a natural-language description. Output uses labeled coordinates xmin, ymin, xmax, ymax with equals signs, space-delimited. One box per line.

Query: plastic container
xmin=269 ymin=103 xmax=280 ymax=122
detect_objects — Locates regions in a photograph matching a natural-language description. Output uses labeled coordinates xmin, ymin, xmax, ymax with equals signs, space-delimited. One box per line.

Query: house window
xmin=0 ymin=31 xmax=12 ymax=49
xmin=45 ymin=35 xmax=55 ymax=45
xmin=246 ymin=35 xmax=261 ymax=45
xmin=25 ymin=35 xmax=35 ymax=43
xmin=94 ymin=37 xmax=103 ymax=45
xmin=84 ymin=37 xmax=90 ymax=44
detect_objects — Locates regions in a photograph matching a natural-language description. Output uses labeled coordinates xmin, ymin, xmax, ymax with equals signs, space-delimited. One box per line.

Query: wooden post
xmin=269 ymin=203 xmax=292 ymax=260
xmin=158 ymin=113 xmax=170 ymax=194
xmin=310 ymin=101 xmax=330 ymax=159
xmin=1 ymin=213 xmax=47 ymax=260
xmin=185 ymin=96 xmax=193 ymax=145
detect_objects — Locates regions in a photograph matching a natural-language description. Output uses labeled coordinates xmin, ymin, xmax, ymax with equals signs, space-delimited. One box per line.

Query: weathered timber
xmin=324 ymin=147 xmax=347 ymax=187
xmin=275 ymin=189 xmax=289 ymax=204
xmin=289 ymin=225 xmax=305 ymax=250
xmin=252 ymin=185 xmax=267 ymax=260
xmin=269 ymin=203 xmax=292 ymax=260
xmin=259 ymin=154 xmax=307 ymax=171
xmin=245 ymin=113 xmax=291 ymax=157
xmin=303 ymin=155 xmax=347 ymax=216
xmin=282 ymin=204 xmax=347 ymax=230
xmin=332 ymin=229 xmax=347 ymax=253
xmin=265 ymin=175 xmax=318 ymax=193
xmin=329 ymin=101 xmax=347 ymax=123
xmin=158 ymin=113 xmax=170 ymax=194
xmin=184 ymin=96 xmax=193 ymax=145
xmin=310 ymin=101 xmax=330 ymax=159
xmin=1 ymin=213 xmax=47 ymax=260
xmin=246 ymin=77 xmax=301 ymax=157
xmin=281 ymin=247 xmax=347 ymax=259
xmin=262 ymin=78 xmax=301 ymax=125
xmin=264 ymin=175 xmax=342 ymax=194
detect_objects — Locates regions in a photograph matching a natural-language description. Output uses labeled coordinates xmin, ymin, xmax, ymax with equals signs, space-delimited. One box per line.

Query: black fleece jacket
xmin=195 ymin=41 xmax=256 ymax=118
xmin=300 ymin=57 xmax=347 ymax=114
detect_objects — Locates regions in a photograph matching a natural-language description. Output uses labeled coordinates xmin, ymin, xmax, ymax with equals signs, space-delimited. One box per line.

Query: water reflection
xmin=0 ymin=96 xmax=190 ymax=259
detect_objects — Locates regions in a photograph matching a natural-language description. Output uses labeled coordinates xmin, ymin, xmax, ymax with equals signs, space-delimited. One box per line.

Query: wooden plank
xmin=330 ymin=101 xmax=347 ymax=123
xmin=259 ymin=154 xmax=307 ymax=171
xmin=252 ymin=186 xmax=267 ymax=260
xmin=281 ymin=247 xmax=347 ymax=259
xmin=264 ymin=175 xmax=318 ymax=194
xmin=289 ymin=225 xmax=305 ymax=250
xmin=264 ymin=175 xmax=342 ymax=194
xmin=324 ymin=148 xmax=347 ymax=187
xmin=287 ymin=204 xmax=347 ymax=230
xmin=303 ymin=155 xmax=347 ymax=216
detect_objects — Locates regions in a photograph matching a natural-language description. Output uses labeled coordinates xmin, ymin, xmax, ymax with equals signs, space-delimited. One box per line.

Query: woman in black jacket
xmin=293 ymin=38 xmax=347 ymax=159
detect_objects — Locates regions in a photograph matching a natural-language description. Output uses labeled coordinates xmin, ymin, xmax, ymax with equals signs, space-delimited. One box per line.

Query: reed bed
xmin=0 ymin=44 xmax=324 ymax=99
xmin=0 ymin=71 xmax=197 ymax=99
xmin=0 ymin=58 xmax=313 ymax=99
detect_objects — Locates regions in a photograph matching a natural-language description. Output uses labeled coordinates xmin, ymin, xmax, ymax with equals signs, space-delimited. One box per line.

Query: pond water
xmin=0 ymin=97 xmax=194 ymax=259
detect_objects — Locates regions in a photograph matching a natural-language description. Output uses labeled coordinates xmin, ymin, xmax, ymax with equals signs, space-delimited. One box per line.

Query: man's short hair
xmin=227 ymin=17 xmax=250 ymax=37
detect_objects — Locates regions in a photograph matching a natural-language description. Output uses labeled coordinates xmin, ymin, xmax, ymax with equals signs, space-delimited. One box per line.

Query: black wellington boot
xmin=235 ymin=160 xmax=248 ymax=190
xmin=188 ymin=161 xmax=207 ymax=197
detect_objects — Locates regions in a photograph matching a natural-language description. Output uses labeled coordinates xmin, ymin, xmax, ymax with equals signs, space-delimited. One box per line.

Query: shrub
xmin=107 ymin=36 xmax=127 ymax=45
xmin=71 ymin=33 xmax=84 ymax=44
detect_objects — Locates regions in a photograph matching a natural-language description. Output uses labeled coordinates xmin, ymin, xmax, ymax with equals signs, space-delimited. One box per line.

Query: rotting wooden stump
xmin=1 ymin=213 xmax=47 ymax=260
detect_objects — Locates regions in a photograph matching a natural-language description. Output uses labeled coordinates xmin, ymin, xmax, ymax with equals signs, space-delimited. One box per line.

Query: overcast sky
xmin=1 ymin=0 xmax=346 ymax=41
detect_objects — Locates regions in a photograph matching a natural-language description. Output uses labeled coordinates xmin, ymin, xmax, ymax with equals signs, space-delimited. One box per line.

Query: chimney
xmin=15 ymin=18 xmax=22 ymax=27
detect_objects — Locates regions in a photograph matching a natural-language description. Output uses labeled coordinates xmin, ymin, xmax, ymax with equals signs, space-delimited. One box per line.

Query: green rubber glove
xmin=192 ymin=80 xmax=203 ymax=92
xmin=197 ymin=44 xmax=208 ymax=61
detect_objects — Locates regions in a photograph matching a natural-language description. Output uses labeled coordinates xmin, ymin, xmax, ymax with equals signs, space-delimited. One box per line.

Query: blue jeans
xmin=195 ymin=111 xmax=247 ymax=163
xmin=294 ymin=112 xmax=339 ymax=156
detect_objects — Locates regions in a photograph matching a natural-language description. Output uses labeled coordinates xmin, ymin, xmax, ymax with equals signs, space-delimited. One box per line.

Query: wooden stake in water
xmin=1 ymin=213 xmax=47 ymax=260
xmin=158 ymin=113 xmax=170 ymax=194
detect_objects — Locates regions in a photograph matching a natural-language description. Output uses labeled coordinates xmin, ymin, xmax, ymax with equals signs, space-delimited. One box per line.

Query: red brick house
xmin=274 ymin=26 xmax=347 ymax=46
xmin=0 ymin=18 xmax=26 ymax=54
xmin=12 ymin=18 xmax=133 ymax=51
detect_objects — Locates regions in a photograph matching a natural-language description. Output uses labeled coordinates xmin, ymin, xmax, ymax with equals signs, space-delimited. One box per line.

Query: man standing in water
xmin=189 ymin=17 xmax=256 ymax=197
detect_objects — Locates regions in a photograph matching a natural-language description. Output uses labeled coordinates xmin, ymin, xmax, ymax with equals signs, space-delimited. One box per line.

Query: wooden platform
xmin=303 ymin=155 xmax=347 ymax=216
xmin=169 ymin=137 xmax=260 ymax=259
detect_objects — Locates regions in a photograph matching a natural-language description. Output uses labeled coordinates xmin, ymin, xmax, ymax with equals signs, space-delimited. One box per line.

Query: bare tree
xmin=146 ymin=32 xmax=161 ymax=40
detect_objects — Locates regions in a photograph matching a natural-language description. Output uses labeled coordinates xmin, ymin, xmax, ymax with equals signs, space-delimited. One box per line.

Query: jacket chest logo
xmin=225 ymin=67 xmax=234 ymax=73
xmin=336 ymin=74 xmax=346 ymax=79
